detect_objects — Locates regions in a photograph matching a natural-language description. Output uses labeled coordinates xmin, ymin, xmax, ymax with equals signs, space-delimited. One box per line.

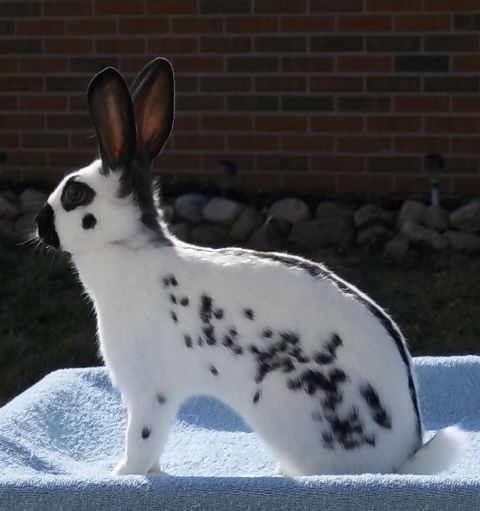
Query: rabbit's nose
xmin=36 ymin=203 xmax=60 ymax=249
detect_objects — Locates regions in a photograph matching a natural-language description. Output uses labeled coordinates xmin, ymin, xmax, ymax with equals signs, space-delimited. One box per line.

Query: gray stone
xmin=169 ymin=222 xmax=189 ymax=241
xmin=424 ymin=206 xmax=450 ymax=232
xmin=202 ymin=197 xmax=243 ymax=226
xmin=246 ymin=225 xmax=270 ymax=252
xmin=14 ymin=214 xmax=36 ymax=237
xmin=401 ymin=220 xmax=448 ymax=251
xmin=161 ymin=204 xmax=175 ymax=224
xmin=445 ymin=230 xmax=480 ymax=254
xmin=356 ymin=225 xmax=393 ymax=252
xmin=354 ymin=204 xmax=394 ymax=229
xmin=174 ymin=193 xmax=208 ymax=224
xmin=230 ymin=207 xmax=263 ymax=242
xmin=20 ymin=188 xmax=47 ymax=214
xmin=190 ymin=223 xmax=230 ymax=247
xmin=265 ymin=216 xmax=291 ymax=240
xmin=269 ymin=197 xmax=310 ymax=225
xmin=450 ymin=201 xmax=480 ymax=233
xmin=288 ymin=217 xmax=354 ymax=251
xmin=0 ymin=219 xmax=14 ymax=235
xmin=396 ymin=200 xmax=426 ymax=229
xmin=315 ymin=201 xmax=353 ymax=223
xmin=0 ymin=192 xmax=21 ymax=220
xmin=384 ymin=234 xmax=410 ymax=260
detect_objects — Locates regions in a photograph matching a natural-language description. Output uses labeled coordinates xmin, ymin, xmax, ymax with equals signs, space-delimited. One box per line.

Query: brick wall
xmin=1 ymin=0 xmax=479 ymax=196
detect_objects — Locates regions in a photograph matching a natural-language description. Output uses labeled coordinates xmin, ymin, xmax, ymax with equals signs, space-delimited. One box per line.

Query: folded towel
xmin=0 ymin=356 xmax=478 ymax=510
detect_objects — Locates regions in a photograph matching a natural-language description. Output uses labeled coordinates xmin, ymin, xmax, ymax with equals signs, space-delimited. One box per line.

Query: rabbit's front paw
xmin=113 ymin=458 xmax=147 ymax=476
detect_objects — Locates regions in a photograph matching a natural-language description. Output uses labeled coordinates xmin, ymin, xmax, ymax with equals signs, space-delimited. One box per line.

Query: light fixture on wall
xmin=424 ymin=153 xmax=444 ymax=207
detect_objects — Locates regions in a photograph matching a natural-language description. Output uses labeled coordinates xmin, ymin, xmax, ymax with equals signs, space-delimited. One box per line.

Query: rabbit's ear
xmin=87 ymin=67 xmax=136 ymax=171
xmin=130 ymin=57 xmax=174 ymax=163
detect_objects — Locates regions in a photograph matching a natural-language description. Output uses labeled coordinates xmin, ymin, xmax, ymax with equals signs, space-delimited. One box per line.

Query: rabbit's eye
xmin=65 ymin=183 xmax=87 ymax=204
xmin=61 ymin=179 xmax=95 ymax=211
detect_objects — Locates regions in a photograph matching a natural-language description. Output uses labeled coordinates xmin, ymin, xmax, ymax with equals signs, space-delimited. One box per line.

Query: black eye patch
xmin=82 ymin=213 xmax=97 ymax=230
xmin=61 ymin=177 xmax=95 ymax=212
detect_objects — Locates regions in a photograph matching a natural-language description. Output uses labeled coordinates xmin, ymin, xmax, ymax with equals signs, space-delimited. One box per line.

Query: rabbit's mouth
xmin=35 ymin=203 xmax=60 ymax=249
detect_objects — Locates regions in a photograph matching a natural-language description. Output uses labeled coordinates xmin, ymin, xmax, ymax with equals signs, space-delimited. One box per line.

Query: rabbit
xmin=35 ymin=57 xmax=466 ymax=476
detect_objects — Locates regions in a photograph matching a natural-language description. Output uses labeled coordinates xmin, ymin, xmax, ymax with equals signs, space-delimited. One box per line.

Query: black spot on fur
xmin=361 ymin=384 xmax=392 ymax=429
xmin=141 ymin=427 xmax=151 ymax=440
xmin=169 ymin=294 xmax=177 ymax=304
xmin=314 ymin=333 xmax=343 ymax=365
xmin=163 ymin=274 xmax=177 ymax=288
xmin=210 ymin=365 xmax=219 ymax=376
xmin=322 ymin=432 xmax=335 ymax=449
xmin=253 ymin=390 xmax=261 ymax=404
xmin=203 ymin=325 xmax=216 ymax=345
xmin=157 ymin=394 xmax=166 ymax=405
xmin=197 ymin=336 xmax=204 ymax=347
xmin=184 ymin=334 xmax=193 ymax=348
xmin=243 ymin=308 xmax=255 ymax=320
xmin=180 ymin=296 xmax=189 ymax=307
xmin=213 ymin=308 xmax=224 ymax=320
xmin=262 ymin=329 xmax=273 ymax=338
xmin=170 ymin=311 xmax=178 ymax=323
xmin=82 ymin=213 xmax=97 ymax=230
xmin=200 ymin=294 xmax=213 ymax=323
xmin=170 ymin=275 xmax=178 ymax=287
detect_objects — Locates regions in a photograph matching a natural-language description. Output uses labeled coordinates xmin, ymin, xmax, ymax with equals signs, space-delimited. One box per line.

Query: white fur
xmin=41 ymin=161 xmax=465 ymax=476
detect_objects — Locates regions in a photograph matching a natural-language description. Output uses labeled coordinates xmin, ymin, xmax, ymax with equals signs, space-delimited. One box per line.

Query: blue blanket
xmin=0 ymin=356 xmax=478 ymax=510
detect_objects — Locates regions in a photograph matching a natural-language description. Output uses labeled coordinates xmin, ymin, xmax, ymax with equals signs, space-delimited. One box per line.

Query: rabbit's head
xmin=36 ymin=57 xmax=174 ymax=255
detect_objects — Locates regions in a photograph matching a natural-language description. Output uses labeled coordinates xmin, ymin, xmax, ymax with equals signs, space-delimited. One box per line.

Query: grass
xmin=0 ymin=232 xmax=479 ymax=405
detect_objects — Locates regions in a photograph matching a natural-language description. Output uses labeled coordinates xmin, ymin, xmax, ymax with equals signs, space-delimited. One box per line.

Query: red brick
xmin=0 ymin=1 xmax=41 ymax=17
xmin=281 ymin=135 xmax=334 ymax=152
xmin=394 ymin=15 xmax=451 ymax=31
xmin=0 ymin=77 xmax=43 ymax=92
xmin=20 ymin=57 xmax=68 ymax=73
xmin=256 ymin=116 xmax=307 ymax=132
xmin=394 ymin=176 xmax=431 ymax=193
xmin=177 ymin=95 xmax=224 ymax=111
xmin=69 ymin=96 xmax=88 ymax=111
xmin=280 ymin=16 xmax=334 ymax=32
xmin=282 ymin=56 xmax=333 ymax=72
xmin=229 ymin=57 xmax=278 ymax=73
xmin=0 ymin=58 xmax=17 ymax=73
xmin=5 ymin=152 xmax=46 ymax=167
xmin=0 ymin=96 xmax=17 ymax=110
xmin=22 ymin=133 xmax=68 ymax=149
xmin=452 ymin=97 xmax=480 ymax=112
xmin=337 ymin=136 xmax=391 ymax=152
xmin=200 ymin=77 xmax=251 ymax=92
xmin=201 ymin=37 xmax=252 ymax=53
xmin=70 ymin=133 xmax=97 ymax=150
xmin=310 ymin=76 xmax=363 ymax=92
xmin=147 ymin=0 xmax=197 ymax=15
xmin=311 ymin=116 xmax=364 ymax=133
xmin=312 ymin=155 xmax=363 ymax=173
xmin=425 ymin=116 xmax=480 ymax=133
xmin=95 ymin=1 xmax=144 ymax=15
xmin=338 ymin=56 xmax=391 ymax=73
xmin=283 ymin=173 xmax=337 ymax=194
xmin=0 ymin=39 xmax=42 ymax=54
xmin=368 ymin=156 xmax=421 ymax=173
xmin=174 ymin=134 xmax=224 ymax=151
xmin=338 ymin=96 xmax=390 ymax=112
xmin=425 ymin=35 xmax=479 ymax=52
xmin=338 ymin=15 xmax=392 ymax=31
xmin=424 ymin=0 xmax=480 ymax=11
xmin=48 ymin=151 xmax=92 ymax=168
xmin=174 ymin=56 xmax=224 ymax=73
xmin=255 ymin=0 xmax=307 ymax=13
xmin=66 ymin=19 xmax=117 ymax=35
xmin=148 ymin=38 xmax=198 ymax=53
xmin=452 ymin=137 xmax=480 ymax=153
xmin=157 ymin=153 xmax=202 ymax=170
xmin=19 ymin=96 xmax=68 ymax=111
xmin=443 ymin=157 xmax=479 ymax=173
xmin=16 ymin=20 xmax=65 ymax=36
xmin=394 ymin=136 xmax=450 ymax=153
xmin=201 ymin=115 xmax=253 ymax=131
xmin=118 ymin=18 xmax=169 ymax=34
xmin=452 ymin=177 xmax=480 ymax=195
xmin=2 ymin=134 xmax=19 ymax=147
xmin=203 ymin=153 xmax=254 ymax=171
xmin=227 ymin=134 xmax=279 ymax=151
xmin=174 ymin=115 xmax=200 ymax=131
xmin=235 ymin=172 xmax=286 ymax=192
xmin=257 ymin=154 xmax=308 ymax=172
xmin=453 ymin=55 xmax=480 ymax=72
xmin=226 ymin=16 xmax=278 ymax=33
xmin=47 ymin=115 xmax=91 ymax=130
xmin=45 ymin=39 xmax=93 ymax=54
xmin=44 ymin=1 xmax=91 ymax=15
xmin=174 ymin=17 xmax=223 ymax=33
xmin=338 ymin=174 xmax=395 ymax=194
xmin=368 ymin=0 xmax=421 ymax=10
xmin=96 ymin=39 xmax=145 ymax=54
xmin=367 ymin=76 xmax=420 ymax=93
xmin=367 ymin=116 xmax=422 ymax=132
xmin=424 ymin=76 xmax=479 ymax=93
xmin=394 ymin=96 xmax=450 ymax=112
xmin=255 ymin=76 xmax=306 ymax=92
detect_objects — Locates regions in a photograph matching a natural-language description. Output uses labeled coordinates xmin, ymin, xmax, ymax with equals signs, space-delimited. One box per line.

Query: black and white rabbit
xmin=35 ymin=58 xmax=466 ymax=476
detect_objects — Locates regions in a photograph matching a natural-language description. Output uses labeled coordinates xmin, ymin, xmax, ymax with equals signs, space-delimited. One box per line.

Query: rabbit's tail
xmin=397 ymin=426 xmax=467 ymax=475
